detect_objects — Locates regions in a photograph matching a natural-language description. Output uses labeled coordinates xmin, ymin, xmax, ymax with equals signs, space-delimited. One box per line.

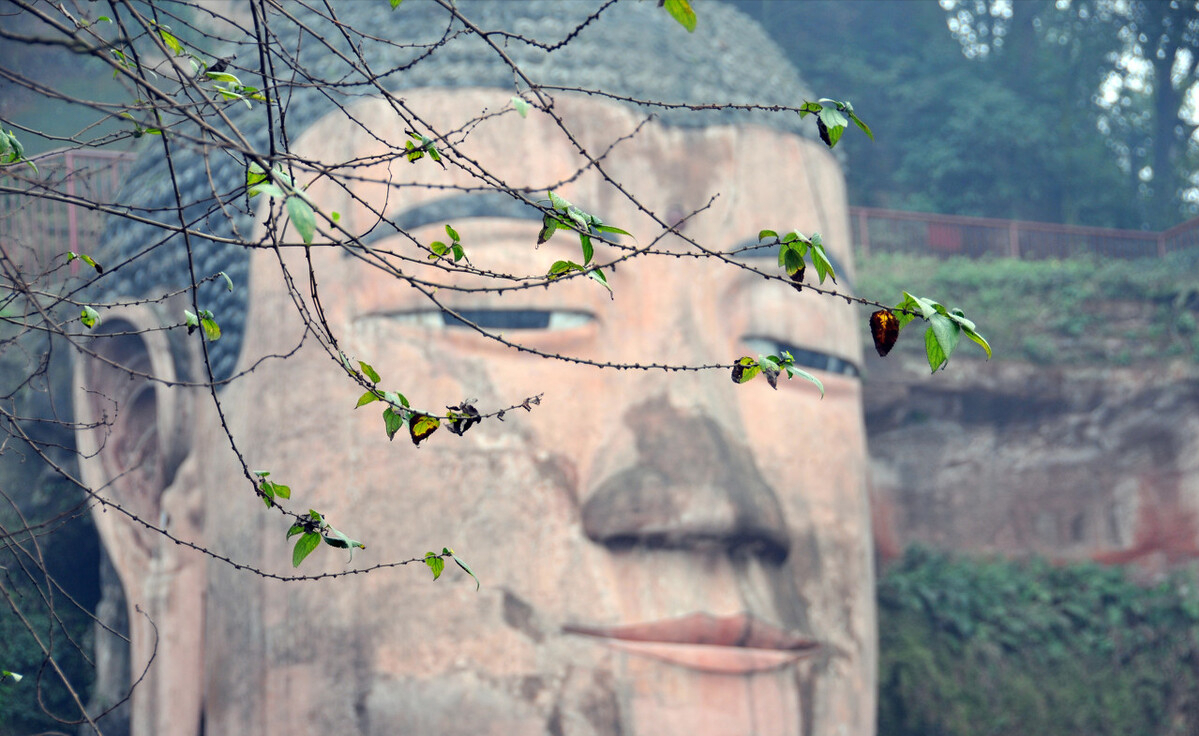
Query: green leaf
xmin=157 ymin=27 xmax=184 ymax=56
xmin=67 ymin=252 xmax=103 ymax=273
xmin=246 ymin=161 xmax=267 ymax=189
xmin=80 ymin=306 xmax=100 ymax=328
xmin=783 ymin=364 xmax=825 ymax=397
xmin=548 ymin=191 xmax=571 ymax=211
xmin=200 ymin=315 xmax=221 ymax=341
xmin=1 ymin=670 xmax=23 ymax=683
xmin=390 ymin=0 xmax=403 ymax=7
xmin=450 ymin=551 xmax=481 ymax=591
xmin=444 ymin=223 xmax=460 ymax=242
xmin=819 ymin=105 xmax=849 ymax=130
xmin=511 ymin=96 xmax=530 ymax=118
xmin=358 ymin=361 xmax=381 ymax=383
xmin=286 ymin=524 xmax=305 ymax=540
xmin=451 ymin=244 xmax=465 ymax=262
xmin=929 ymin=313 xmax=961 ymax=367
xmin=586 ymin=267 xmax=612 ymax=297
xmin=355 ymin=391 xmax=379 ymax=408
xmin=292 ymin=532 xmax=321 ymax=568
xmin=428 ymin=241 xmax=448 ymax=260
xmin=783 ymin=247 xmax=805 ymax=280
xmin=925 ymin=325 xmax=948 ymax=373
xmin=218 ymin=270 xmax=234 ymax=291
xmin=901 ymin=292 xmax=939 ymax=321
xmin=260 ymin=480 xmax=277 ymax=507
xmin=663 ymin=0 xmax=697 ymax=32
xmin=537 ymin=215 xmax=559 ymax=245
xmin=287 ymin=196 xmax=316 ymax=244
xmin=322 ymin=526 xmax=365 ymax=554
xmin=594 ymin=224 xmax=633 ymax=239
xmin=547 ymin=260 xmax=582 ymax=279
xmin=963 ymin=327 xmax=993 ymax=359
xmin=205 ymin=71 xmax=242 ymax=84
xmin=331 ymin=211 xmax=341 ymax=222
xmin=249 ymin=182 xmax=284 ymax=199
xmin=809 ymin=241 xmax=837 ymax=284
xmin=273 ymin=483 xmax=290 ymax=500
xmin=184 ymin=309 xmax=199 ymax=328
xmin=382 ymin=406 xmax=404 ymax=441
xmin=566 ymin=206 xmax=589 ymax=230
xmin=848 ymin=111 xmax=874 ymax=140
xmin=580 ymin=233 xmax=594 ymax=265
xmin=382 ymin=390 xmax=409 ymax=408
xmin=424 ymin=551 xmax=445 ymax=581
xmin=758 ymin=229 xmax=778 ymax=241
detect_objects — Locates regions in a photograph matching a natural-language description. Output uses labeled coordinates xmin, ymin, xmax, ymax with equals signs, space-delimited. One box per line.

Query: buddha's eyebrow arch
xmin=730 ymin=237 xmax=855 ymax=291
xmin=352 ymin=192 xmax=542 ymax=252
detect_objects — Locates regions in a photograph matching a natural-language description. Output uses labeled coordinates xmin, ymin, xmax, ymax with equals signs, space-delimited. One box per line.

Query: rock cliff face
xmin=864 ymin=354 xmax=1199 ymax=576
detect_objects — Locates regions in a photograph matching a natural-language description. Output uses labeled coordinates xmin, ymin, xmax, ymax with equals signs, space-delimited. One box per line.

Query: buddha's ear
xmin=74 ymin=303 xmax=207 ymax=735
xmin=73 ymin=303 xmax=194 ymax=553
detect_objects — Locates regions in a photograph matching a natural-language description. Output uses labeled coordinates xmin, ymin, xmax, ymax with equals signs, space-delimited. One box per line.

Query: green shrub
xmin=878 ymin=548 xmax=1199 ymax=736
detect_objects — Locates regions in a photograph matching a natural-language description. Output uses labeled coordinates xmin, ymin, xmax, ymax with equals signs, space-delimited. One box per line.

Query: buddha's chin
xmin=617 ymin=656 xmax=804 ymax=736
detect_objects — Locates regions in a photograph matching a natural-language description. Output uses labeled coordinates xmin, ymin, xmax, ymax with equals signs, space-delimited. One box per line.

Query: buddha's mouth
xmin=563 ymin=611 xmax=820 ymax=674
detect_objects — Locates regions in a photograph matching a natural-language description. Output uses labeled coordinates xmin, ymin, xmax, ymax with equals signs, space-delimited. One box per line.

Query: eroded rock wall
xmin=865 ymin=354 xmax=1199 ymax=576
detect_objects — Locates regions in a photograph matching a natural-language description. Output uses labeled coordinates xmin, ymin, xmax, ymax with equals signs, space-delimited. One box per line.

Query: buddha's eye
xmin=382 ymin=308 xmax=593 ymax=331
xmin=741 ymin=336 xmax=860 ymax=378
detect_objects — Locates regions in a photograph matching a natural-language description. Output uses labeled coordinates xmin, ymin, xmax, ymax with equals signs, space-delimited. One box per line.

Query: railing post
xmin=856 ymin=208 xmax=870 ymax=258
xmin=1008 ymin=220 xmax=1020 ymax=258
xmin=65 ymin=150 xmax=79 ymax=275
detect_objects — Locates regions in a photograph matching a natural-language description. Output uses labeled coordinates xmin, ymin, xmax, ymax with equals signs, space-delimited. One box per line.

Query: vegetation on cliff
xmin=878 ymin=547 xmax=1199 ymax=736
xmin=858 ymin=250 xmax=1199 ymax=367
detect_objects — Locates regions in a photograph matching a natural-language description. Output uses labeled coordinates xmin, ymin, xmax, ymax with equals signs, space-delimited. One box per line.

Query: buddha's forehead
xmin=297 ymin=88 xmax=833 ymax=257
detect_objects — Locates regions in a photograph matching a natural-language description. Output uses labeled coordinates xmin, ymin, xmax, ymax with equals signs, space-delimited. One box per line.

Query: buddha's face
xmin=104 ymin=89 xmax=875 ymax=736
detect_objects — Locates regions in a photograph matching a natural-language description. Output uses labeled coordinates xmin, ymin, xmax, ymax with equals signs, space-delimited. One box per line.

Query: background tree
xmin=733 ymin=0 xmax=1199 ymax=230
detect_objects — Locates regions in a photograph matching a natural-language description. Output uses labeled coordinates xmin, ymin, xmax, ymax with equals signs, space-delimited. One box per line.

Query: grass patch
xmin=857 ymin=249 xmax=1199 ymax=366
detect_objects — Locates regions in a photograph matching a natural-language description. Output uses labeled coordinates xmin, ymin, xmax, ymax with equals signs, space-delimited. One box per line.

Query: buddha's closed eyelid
xmin=741 ymin=336 xmax=860 ymax=379
xmin=369 ymin=308 xmax=594 ymax=331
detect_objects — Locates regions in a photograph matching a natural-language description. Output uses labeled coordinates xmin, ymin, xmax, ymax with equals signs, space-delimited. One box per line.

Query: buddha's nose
xmin=580 ymin=394 xmax=791 ymax=562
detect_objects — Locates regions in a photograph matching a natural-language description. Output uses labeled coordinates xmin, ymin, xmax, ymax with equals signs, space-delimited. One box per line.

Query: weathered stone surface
xmin=866 ymin=353 xmax=1199 ymax=576
xmin=76 ymin=88 xmax=877 ymax=736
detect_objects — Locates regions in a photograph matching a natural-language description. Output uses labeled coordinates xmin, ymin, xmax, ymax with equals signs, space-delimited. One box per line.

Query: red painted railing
xmin=850 ymin=206 xmax=1199 ymax=260
xmin=0 ymin=148 xmax=135 ymax=277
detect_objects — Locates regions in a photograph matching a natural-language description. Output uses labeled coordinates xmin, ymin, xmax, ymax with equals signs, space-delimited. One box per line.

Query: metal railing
xmin=0 ymin=149 xmax=135 ymax=277
xmin=850 ymin=206 xmax=1199 ymax=260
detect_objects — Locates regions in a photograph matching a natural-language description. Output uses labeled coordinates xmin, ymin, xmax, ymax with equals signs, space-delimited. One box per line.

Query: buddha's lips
xmin=563 ymin=612 xmax=820 ymax=674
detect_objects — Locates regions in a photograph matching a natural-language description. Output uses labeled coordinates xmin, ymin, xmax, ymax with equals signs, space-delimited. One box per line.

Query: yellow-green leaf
xmin=80 ymin=306 xmax=100 ymax=328
xmin=409 ymin=414 xmax=440 ymax=446
xmin=424 ymin=551 xmax=445 ymax=580
xmin=664 ymin=0 xmax=697 ymax=32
